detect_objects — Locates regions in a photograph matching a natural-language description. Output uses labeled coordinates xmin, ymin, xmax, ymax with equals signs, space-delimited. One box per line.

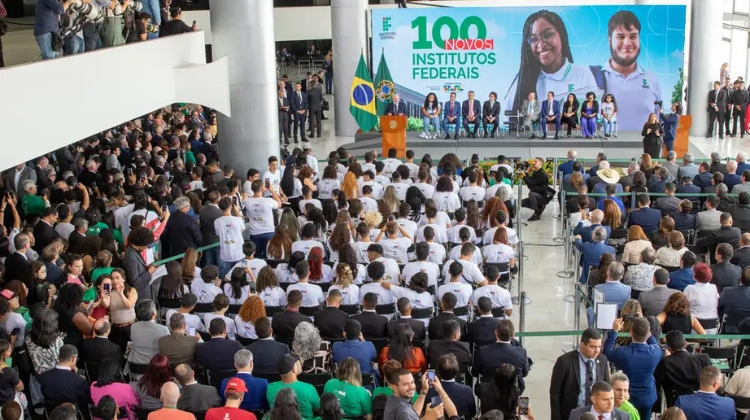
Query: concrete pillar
xmin=210 ymin=0 xmax=279 ymax=174
xmin=745 ymin=32 xmax=750 ymax=80
xmin=331 ymin=0 xmax=369 ymax=137
xmin=688 ymin=0 xmax=723 ymax=137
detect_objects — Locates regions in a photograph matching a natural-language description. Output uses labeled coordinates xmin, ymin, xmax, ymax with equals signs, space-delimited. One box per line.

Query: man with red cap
xmin=205 ymin=378 xmax=257 ymax=420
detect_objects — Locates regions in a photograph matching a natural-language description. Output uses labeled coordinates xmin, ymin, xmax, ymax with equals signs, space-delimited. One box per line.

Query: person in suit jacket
xmin=603 ymin=318 xmax=662 ymax=419
xmin=83 ymin=319 xmax=125 ymax=366
xmin=574 ymin=226 xmax=615 ymax=284
xmin=442 ymin=92 xmax=461 ymax=140
xmin=385 ymin=93 xmax=407 ymax=117
xmin=425 ymin=354 xmax=476 ymax=418
xmin=271 ymin=290 xmax=310 ymax=341
xmin=198 ymin=191 xmax=222 ymax=266
xmin=521 ymin=92 xmax=541 ymax=136
xmin=5 ymin=233 xmax=31 ymax=284
xmin=196 ymin=317 xmax=244 ymax=372
xmin=677 ymin=177 xmax=702 ymax=201
xmin=718 ymin=268 xmax=750 ymax=332
xmin=306 ymin=80 xmax=324 ymax=138
xmin=662 ymin=152 xmax=681 ymax=179
xmin=471 ymin=319 xmax=529 ymax=391
xmin=711 ymin=245 xmax=742 ymax=291
xmin=38 ymin=344 xmax=90 ymax=408
xmin=648 ymin=168 xmax=670 ymax=196
xmin=428 ymin=293 xmax=468 ymax=341
xmin=573 ymin=210 xmax=612 ymax=243
xmin=707 ymin=81 xmax=728 ymax=138
xmin=313 ymin=290 xmax=348 ymax=339
xmin=246 ymin=318 xmax=290 ymax=374
xmin=696 ymin=212 xmax=742 ymax=255
xmin=654 ymin=331 xmax=711 ymax=407
xmin=733 ymin=80 xmax=749 ymax=137
xmin=277 ymin=89 xmax=291 ymax=145
xmin=174 ymin=363 xmax=221 ymax=412
xmin=161 ymin=199 xmax=202 ymax=259
xmin=567 ymin=382 xmax=631 ymax=420
xmin=461 ymin=91 xmax=482 ymax=138
xmin=638 ymin=268 xmax=679 ymax=317
xmin=730 ymin=193 xmax=750 ymax=232
xmin=692 ymin=163 xmax=714 ymax=192
xmin=158 ymin=313 xmax=200 ymax=368
xmin=467 ymin=299 xmax=500 ymax=348
xmin=351 ymin=293 xmax=389 ymax=339
xmin=654 ymin=184 xmax=682 ymax=217
xmin=733 ymin=234 xmax=750 ymax=265
xmin=33 ymin=207 xmax=58 ymax=254
xmin=550 ymin=329 xmax=611 ymax=420
xmin=675 ymin=366 xmax=735 ymax=419
xmin=387 ymin=298 xmax=426 ymax=340
xmin=290 ymin=82 xmax=308 ymax=143
xmin=3 ymin=163 xmax=36 ymax=195
xmin=220 ymin=349 xmax=269 ymax=411
xmin=628 ymin=194 xmax=662 ymax=234
xmin=540 ymin=91 xmax=561 ymax=139
xmin=482 ymin=92 xmax=500 ymax=138
xmin=427 ymin=319 xmax=471 ymax=369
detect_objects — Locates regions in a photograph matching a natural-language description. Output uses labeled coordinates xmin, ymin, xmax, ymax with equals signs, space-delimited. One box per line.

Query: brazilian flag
xmin=349 ymin=53 xmax=378 ymax=133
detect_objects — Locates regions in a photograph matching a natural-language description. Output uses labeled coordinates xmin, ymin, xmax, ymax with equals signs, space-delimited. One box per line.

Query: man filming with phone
xmin=160 ymin=7 xmax=196 ymax=37
xmin=383 ymin=367 xmax=460 ymax=420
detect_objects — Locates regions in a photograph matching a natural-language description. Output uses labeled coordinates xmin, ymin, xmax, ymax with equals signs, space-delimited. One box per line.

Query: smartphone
xmin=518 ymin=397 xmax=529 ymax=415
xmin=265 ymin=179 xmax=270 ymax=189
xmin=426 ymin=369 xmax=435 ymax=382
xmin=103 ymin=283 xmax=111 ymax=293
xmin=388 ymin=215 xmax=395 ymax=222
xmin=161 ymin=204 xmax=167 ymax=212
xmin=188 ymin=327 xmax=196 ymax=336
xmin=192 ymin=20 xmax=196 ymax=26
xmin=430 ymin=396 xmax=441 ymax=408
xmin=232 ymin=196 xmax=238 ymax=206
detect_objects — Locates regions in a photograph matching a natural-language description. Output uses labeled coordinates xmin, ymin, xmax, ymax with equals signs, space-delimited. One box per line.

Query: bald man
xmin=573 ymin=209 xmax=612 ymax=243
xmin=149 ymin=382 xmax=196 ymax=420
xmin=82 ymin=319 xmax=124 ymax=366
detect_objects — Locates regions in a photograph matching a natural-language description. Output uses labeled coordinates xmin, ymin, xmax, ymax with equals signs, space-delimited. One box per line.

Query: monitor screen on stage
xmin=371 ymin=5 xmax=687 ymax=132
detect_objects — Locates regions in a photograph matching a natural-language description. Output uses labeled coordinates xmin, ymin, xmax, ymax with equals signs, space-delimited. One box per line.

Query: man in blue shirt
xmin=34 ymin=0 xmax=72 ymax=60
xmin=603 ymin=317 xmax=662 ymax=420
xmin=574 ymin=210 xmax=612 ymax=243
xmin=668 ymin=251 xmax=697 ymax=291
xmin=558 ymin=149 xmax=582 ymax=179
xmin=220 ymin=349 xmax=269 ymax=411
xmin=587 ymin=262 xmax=631 ymax=327
xmin=332 ymin=319 xmax=377 ymax=375
xmin=575 ymin=226 xmax=615 ymax=284
xmin=675 ymin=366 xmax=735 ymax=420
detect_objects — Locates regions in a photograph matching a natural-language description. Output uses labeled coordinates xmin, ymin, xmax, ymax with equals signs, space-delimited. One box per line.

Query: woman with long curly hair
xmin=235 ymin=295 xmax=266 ymax=339
xmin=293 ymin=322 xmax=331 ymax=373
xmin=381 ymin=186 xmax=400 ymax=217
xmin=656 ymin=292 xmax=706 ymax=335
xmin=267 ymin=225 xmax=294 ymax=261
xmin=323 ymin=358 xmax=371 ymax=417
xmin=318 ymin=393 xmax=344 ymax=420
xmin=275 ymin=251 xmax=306 ymax=284
xmin=54 ymin=283 xmax=93 ymax=351
xmin=602 ymin=199 xmax=624 ymax=230
xmin=268 ymin=388 xmax=302 ymax=420
xmin=340 ymin=172 xmax=359 ymax=200
xmin=482 ymin=197 xmax=509 ymax=230
xmin=256 ymin=266 xmax=287 ymax=307
xmin=308 ymin=247 xmax=333 ymax=284
xmin=132 ymin=353 xmax=173 ymax=409
xmin=437 ymin=153 xmax=463 ymax=177
xmin=327 ymin=222 xmax=352 ymax=263
xmin=224 ymin=267 xmax=251 ymax=305
xmin=329 ymin=263 xmax=359 ymax=305
xmin=333 ymin=243 xmax=366 ymax=285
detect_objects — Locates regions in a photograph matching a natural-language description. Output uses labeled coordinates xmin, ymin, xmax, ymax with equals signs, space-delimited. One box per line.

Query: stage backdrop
xmin=371 ymin=5 xmax=687 ymax=132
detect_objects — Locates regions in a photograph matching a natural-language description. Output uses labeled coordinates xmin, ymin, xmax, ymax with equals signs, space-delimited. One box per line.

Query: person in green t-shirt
xmin=612 ymin=372 xmax=641 ymax=420
xmin=266 ymin=354 xmax=320 ymax=420
xmin=20 ymin=181 xmax=49 ymax=217
xmin=90 ymin=250 xmax=115 ymax=283
xmin=323 ymin=358 xmax=371 ymax=417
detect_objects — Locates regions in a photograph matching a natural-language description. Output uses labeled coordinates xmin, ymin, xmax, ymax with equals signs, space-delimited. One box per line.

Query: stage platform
xmin=341 ymin=130 xmax=704 ymax=162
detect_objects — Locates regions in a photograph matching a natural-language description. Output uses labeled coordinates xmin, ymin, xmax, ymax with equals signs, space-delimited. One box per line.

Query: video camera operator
xmin=33 ymin=0 xmax=77 ymax=60
xmin=518 ymin=157 xmax=551 ymax=222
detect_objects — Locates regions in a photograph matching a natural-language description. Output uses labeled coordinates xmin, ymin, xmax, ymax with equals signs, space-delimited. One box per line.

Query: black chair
xmin=411 ymin=307 xmax=433 ymax=324
xmin=727 ymin=393 xmax=750 ymax=419
xmin=322 ymin=337 xmax=346 ymax=344
xmin=300 ymin=306 xmax=321 ymax=317
xmin=265 ymin=259 xmax=286 ymax=268
xmin=276 ymin=335 xmax=294 ymax=347
xmin=375 ymin=303 xmax=396 ymax=316
xmin=698 ymin=318 xmax=720 ymax=331
xmin=361 ymin=372 xmax=376 ymax=388
xmin=253 ymin=371 xmax=281 ymax=383
xmin=207 ymin=369 xmax=238 ymax=390
xmin=656 ymin=264 xmax=681 ymax=273
xmin=250 ymin=410 xmax=265 ymax=420
xmin=236 ymin=335 xmax=257 ymax=346
xmin=85 ymin=362 xmax=100 ymax=384
xmin=298 ymin=372 xmax=332 ymax=396
xmin=227 ymin=304 xmax=243 ymax=316
xmin=340 ymin=304 xmax=361 ymax=315
xmin=483 ymin=262 xmax=512 ymax=285
xmin=368 ymin=337 xmax=389 ymax=356
xmin=318 ymin=282 xmax=332 ymax=293
xmin=194 ymin=411 xmax=207 ymax=420
xmin=128 ymin=362 xmax=149 ymax=376
xmin=193 ymin=303 xmax=215 ymax=313
xmin=280 ymin=283 xmax=292 ymax=292
xmin=157 ymin=296 xmax=181 ymax=311
xmin=491 ymin=307 xmax=507 ymax=318
xmin=198 ymin=331 xmax=212 ymax=342
xmin=701 ymin=345 xmax=738 ymax=373
xmin=452 ymin=306 xmax=469 ymax=317
xmin=412 ymin=338 xmax=426 ymax=353
xmin=265 ymin=306 xmax=285 ymax=317
xmin=132 ymin=406 xmax=154 ymax=420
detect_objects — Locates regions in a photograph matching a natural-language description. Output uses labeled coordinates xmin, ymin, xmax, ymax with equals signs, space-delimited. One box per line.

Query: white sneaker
xmin=419 ymin=132 xmax=427 ymax=139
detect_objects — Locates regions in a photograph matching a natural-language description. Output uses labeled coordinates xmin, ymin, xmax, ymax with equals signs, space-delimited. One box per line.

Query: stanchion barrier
xmin=518 ymin=290 xmax=527 ymax=347
xmin=552 ymin=158 xmax=559 ymax=219
xmin=153 ymin=243 xmax=219 ymax=266
xmin=515 ymin=330 xmax=750 ymax=339
xmin=556 ymin=214 xmax=573 ymax=279
xmin=553 ymin=187 xmax=567 ymax=244
xmin=512 ymin=241 xmax=530 ymax=305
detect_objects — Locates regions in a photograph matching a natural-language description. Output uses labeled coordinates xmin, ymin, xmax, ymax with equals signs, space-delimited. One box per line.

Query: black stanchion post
xmin=553 ymin=188 xmax=566 ymax=244
xmin=519 ymin=290 xmax=527 ymax=347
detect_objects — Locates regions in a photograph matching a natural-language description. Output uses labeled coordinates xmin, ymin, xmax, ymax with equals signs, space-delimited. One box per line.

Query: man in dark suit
xmin=196 ymin=318 xmax=244 ymax=372
xmin=719 ymin=267 xmax=750 ymax=332
xmin=290 ymin=82 xmax=308 ymax=143
xmin=627 ymin=194 xmax=662 ymax=234
xmin=246 ymin=318 xmax=290 ymax=374
xmin=351 ymin=292 xmax=388 ymax=339
xmin=38 ymin=344 xmax=90 ymax=408
xmin=5 ymin=233 xmax=31 ymax=285
xmin=733 ymin=80 xmax=749 ymax=137
xmin=693 ymin=162 xmax=714 ymax=191
xmin=174 ymin=363 xmax=221 ymax=412
xmin=428 ymin=293 xmax=467 ymax=341
xmin=161 ymin=196 xmax=203 ymax=259
xmin=461 ymin=90 xmax=481 ymax=138
xmin=540 ymin=91 xmax=561 ymax=139
xmin=696 ymin=212 xmax=742 ymax=255
xmin=387 ymin=298 xmax=425 ymax=340
xmin=704 ymin=172 xmax=724 ymax=196
xmin=277 ymin=89 xmax=291 ymax=145
xmin=711 ymin=244 xmax=742 ymax=292
xmin=313 ymin=289 xmax=348 ymax=339
xmin=271 ymin=290 xmax=310 ymax=341
xmin=471 ymin=319 xmax=529 ymax=391
xmin=654 ymin=331 xmax=711 ymax=407
xmin=427 ymin=319 xmax=471 ymax=369
xmin=648 ymin=167 xmax=670 ymax=197
xmin=425 ymin=354 xmax=476 ymax=418
xmin=677 ymin=177 xmax=702 ymax=200
xmin=550 ymin=329 xmax=611 ymax=420
xmin=675 ymin=366 xmax=735 ymax=419
xmin=442 ymin=92 xmax=461 ymax=140
xmin=654 ymin=183 xmax=682 ymax=217
xmin=467 ymin=297 xmax=500 ymax=348
xmin=82 ymin=320 xmax=124 ymax=366
xmin=306 ymin=80 xmax=324 ymax=138
xmin=199 ymin=191 xmax=222 ymax=267
xmin=481 ymin=91 xmax=500 ymax=138
xmin=707 ymin=81 xmax=728 ymax=138
xmin=385 ymin=93 xmax=407 ymax=117
xmin=730 ymin=192 xmax=750 ymax=232
xmin=733 ymin=234 xmax=750 ymax=265
xmin=567 ymin=382 xmax=632 ymax=420
xmin=33 ymin=207 xmax=58 ymax=254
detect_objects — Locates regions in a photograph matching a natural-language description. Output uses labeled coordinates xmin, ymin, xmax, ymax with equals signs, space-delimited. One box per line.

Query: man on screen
xmin=462 ymin=91 xmax=482 ymax=138
xmin=598 ymin=10 xmax=661 ymax=131
xmin=443 ymin=92 xmax=461 ymax=140
xmin=482 ymin=92 xmax=500 ymax=138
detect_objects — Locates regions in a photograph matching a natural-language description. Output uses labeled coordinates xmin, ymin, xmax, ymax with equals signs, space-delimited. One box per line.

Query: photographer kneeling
xmin=518 ymin=157 xmax=550 ymax=222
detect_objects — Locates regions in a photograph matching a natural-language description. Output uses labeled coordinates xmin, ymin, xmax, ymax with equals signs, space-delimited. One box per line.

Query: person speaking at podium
xmin=386 ymin=94 xmax=407 ymax=116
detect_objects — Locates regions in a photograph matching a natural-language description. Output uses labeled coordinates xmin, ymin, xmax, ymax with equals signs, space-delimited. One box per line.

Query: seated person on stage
xmin=482 ymin=92 xmax=500 ymax=138
xmin=462 ymin=91 xmax=481 ymax=138
xmin=540 ymin=91 xmax=561 ymax=140
xmin=521 ymin=92 xmax=540 ymax=137
xmin=421 ymin=93 xmax=442 ymax=139
xmin=442 ymin=92 xmax=461 ymax=140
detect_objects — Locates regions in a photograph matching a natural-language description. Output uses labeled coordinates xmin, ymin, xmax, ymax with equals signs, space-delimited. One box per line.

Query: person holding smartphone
xmin=159 ymin=7 xmax=197 ymax=38
xmin=383 ymin=368 xmax=459 ymax=420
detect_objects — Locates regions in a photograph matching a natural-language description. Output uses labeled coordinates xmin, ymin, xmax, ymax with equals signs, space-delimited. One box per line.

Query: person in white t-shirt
xmin=318 ymin=165 xmax=341 ymax=200
xmin=449 ymin=228 xmax=483 ymax=265
xmin=191 ymin=265 xmax=223 ymax=304
xmin=459 ymin=171 xmax=486 ymax=203
xmin=275 ymin=251 xmax=306 ymax=284
xmin=298 ymin=186 xmax=322 ymax=213
xmin=362 ymin=151 xmax=377 ymax=174
xmin=382 ymin=272 xmax=434 ymax=326
xmin=373 ymin=161 xmax=392 ymax=189
xmin=214 ymin=197 xmax=246 ymax=278
xmin=433 ymin=177 xmax=461 ymax=214
xmin=422 ymin=228 xmax=446 ymax=264
xmin=471 ymin=266 xmax=513 ymax=317
xmin=360 ymin=171 xmax=385 ymax=199
xmin=416 ymin=209 xmax=448 ymax=243
xmin=204 ymin=294 xmax=238 ymax=339
xmin=446 ymin=210 xmax=478 ymax=244
xmin=441 ymin=244 xmax=486 ymax=286
xmin=223 ymin=266 xmax=253 ymax=305
xmin=287 ymin=260 xmax=325 ymax=309
xmin=262 ymin=156 xmax=284 ymax=198
xmin=291 ymin=223 xmax=325 ymax=258
xmin=165 ymin=293 xmax=205 ymax=332
xmin=482 ymin=227 xmax=516 ymax=272
xmin=396 ymin=203 xmax=419 ymax=241
xmin=401 ymin=242 xmax=441 ymax=288
xmin=256 ymin=266 xmax=287 ymax=309
xmin=359 ymin=261 xmax=396 ymax=310
xmin=390 ymin=172 xmax=410 ymax=201
xmin=482 ymin=209 xmax=518 ymax=245
xmin=382 ymin=148 xmax=402 ymax=178
xmin=243 ymin=179 xmax=282 ymax=259
xmin=376 ymin=221 xmax=413 ymax=264
xmin=437 ymin=262 xmax=474 ymax=321
xmin=404 ymin=150 xmax=420 ymax=181
xmin=329 ymin=262 xmax=360 ymax=305
xmin=235 ymin=295 xmax=266 ymax=339
xmin=365 ymin=244 xmax=401 ymax=282
xmin=359 ymin=185 xmax=380 ymax=212
xmin=224 ymin=241 xmax=268 ymax=282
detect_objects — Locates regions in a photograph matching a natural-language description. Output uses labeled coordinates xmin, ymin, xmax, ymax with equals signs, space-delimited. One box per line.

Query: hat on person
xmin=302 ymin=143 xmax=312 ymax=150
xmin=277 ymin=354 xmax=301 ymax=375
xmin=596 ymin=168 xmax=621 ymax=184
xmin=224 ymin=378 xmax=248 ymax=393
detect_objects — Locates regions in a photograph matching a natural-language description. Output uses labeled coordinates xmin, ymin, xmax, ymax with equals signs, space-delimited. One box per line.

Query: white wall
xmin=0 ymin=31 xmax=230 ymax=171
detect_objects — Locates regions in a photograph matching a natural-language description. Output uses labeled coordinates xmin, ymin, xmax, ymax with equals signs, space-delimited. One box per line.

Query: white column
xmin=688 ymin=0 xmax=723 ymax=136
xmin=731 ymin=29 xmax=748 ymax=83
xmin=210 ymin=0 xmax=279 ymax=174
xmin=331 ymin=0 xmax=369 ymax=137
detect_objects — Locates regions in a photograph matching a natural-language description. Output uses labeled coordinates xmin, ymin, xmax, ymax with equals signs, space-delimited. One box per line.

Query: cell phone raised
xmin=426 ymin=369 xmax=435 ymax=382
xmin=518 ymin=396 xmax=529 ymax=415
xmin=430 ymin=396 xmax=441 ymax=408
xmin=103 ymin=283 xmax=111 ymax=293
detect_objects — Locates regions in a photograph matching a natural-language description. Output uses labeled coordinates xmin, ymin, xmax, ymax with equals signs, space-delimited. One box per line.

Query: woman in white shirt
xmin=654 ymin=231 xmax=688 ymax=267
xmin=482 ymin=227 xmax=515 ymax=271
xmin=683 ymin=262 xmax=719 ymax=334
xmin=190 ymin=265 xmax=223 ymax=303
xmin=275 ymin=251 xmax=306 ymax=284
xmin=622 ymin=226 xmax=653 ymax=265
xmin=334 ymin=243 xmax=367 ymax=285
xmin=203 ymin=294 xmax=237 ymax=339
xmin=376 ymin=221 xmax=414 ymax=264
xmin=382 ymin=272 xmax=434 ymax=326
xmin=329 ymin=263 xmax=360 ymax=305
xmin=235 ymin=295 xmax=266 ymax=339
xmin=223 ymin=267 xmax=253 ymax=305
xmin=256 ymin=266 xmax=287 ymax=308
xmin=308 ymin=247 xmax=334 ymax=284
xmin=601 ymin=94 xmax=617 ymax=138
xmin=421 ymin=93 xmax=442 ymax=139
xmin=318 ymin=166 xmax=341 ymax=200
xmin=327 ymin=222 xmax=353 ymax=262
xmin=433 ymin=177 xmax=461 ymax=214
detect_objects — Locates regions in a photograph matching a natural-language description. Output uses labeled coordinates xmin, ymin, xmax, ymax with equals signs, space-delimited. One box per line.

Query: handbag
xmin=543 ymin=186 xmax=556 ymax=202
xmin=322 ymin=99 xmax=329 ymax=111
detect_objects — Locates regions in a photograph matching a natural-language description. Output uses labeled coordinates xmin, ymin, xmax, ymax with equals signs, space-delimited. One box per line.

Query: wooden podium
xmin=381 ymin=115 xmax=407 ymax=158
xmin=663 ymin=114 xmax=691 ymax=157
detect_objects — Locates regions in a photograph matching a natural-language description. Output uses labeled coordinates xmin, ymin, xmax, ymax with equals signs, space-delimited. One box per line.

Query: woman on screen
xmin=580 ymin=92 xmax=599 ymax=139
xmin=421 ymin=93 xmax=441 ymax=139
xmin=504 ymin=10 xmax=598 ymax=114
xmin=561 ymin=93 xmax=579 ymax=138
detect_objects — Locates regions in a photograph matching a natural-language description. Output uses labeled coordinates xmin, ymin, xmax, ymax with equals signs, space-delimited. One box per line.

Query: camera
xmin=622 ymin=313 xmax=640 ymax=322
xmin=654 ymin=100 xmax=663 ymax=107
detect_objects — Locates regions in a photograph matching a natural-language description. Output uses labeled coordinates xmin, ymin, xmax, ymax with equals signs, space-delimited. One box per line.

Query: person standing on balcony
xmin=33 ymin=0 xmax=74 ymax=60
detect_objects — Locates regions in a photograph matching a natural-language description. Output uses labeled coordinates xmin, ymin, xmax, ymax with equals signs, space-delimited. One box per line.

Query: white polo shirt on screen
xmin=601 ymin=60 xmax=661 ymax=131
xmin=536 ymin=59 xmax=598 ymax=106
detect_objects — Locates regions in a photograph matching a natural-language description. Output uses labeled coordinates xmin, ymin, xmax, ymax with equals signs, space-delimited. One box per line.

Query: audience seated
xmin=377 ymin=323 xmax=426 ymax=375
xmin=322 ymin=358 xmax=372 ymax=418
xmin=313 ymin=289 xmax=349 ymax=339
xmin=219 ymin=349 xmax=269 ymax=411
xmin=38 ymin=344 xmax=90 ymax=408
xmin=158 ymin=313 xmax=199 ymax=367
xmin=196 ymin=318 xmax=244 ymax=371
xmin=266 ymin=355 xmax=320 ymax=420
xmin=165 ymin=293 xmax=205 ymax=334
xmin=668 ymin=252 xmax=697 ymax=291
xmin=428 ymin=292 xmax=468 ymax=341
xmin=623 ymin=248 xmax=659 ymax=296
xmin=90 ymin=358 xmax=140 ymax=420
xmin=246 ymin=317 xmax=290 ymax=374
xmin=425 ymin=354 xmax=475 ymax=418
xmin=467 ymin=297 xmax=501 ymax=348
xmin=471 ymin=266 xmax=513 ymax=316
xmin=132 ymin=354 xmax=174 ymax=410
xmin=387 ymin=298 xmax=427 ymax=340
xmin=351 ymin=292 xmax=389 ymax=339
xmin=674 ymin=366 xmax=735 ymax=419
xmin=174 ymin=363 xmax=221 ymax=412
xmin=332 ymin=319 xmax=377 ymax=375
xmin=271 ymin=290 xmax=309 ymax=340
xmin=638 ymin=268 xmax=678 ymax=317
xmin=206 ymin=378 xmax=258 ymax=420
xmin=129 ymin=300 xmax=170 ymax=366
xmin=292 ymin=321 xmax=331 ymax=373
xmin=654 ymin=331 xmax=711 ymax=407
xmin=575 ymin=226 xmax=616 ymax=284
xmin=711 ymin=243 xmax=742 ymax=292
xmin=696 ymin=195 xmax=722 ymax=232
xmin=471 ymin=319 xmax=529 ymax=392
xmin=147 ymin=382 xmax=196 ymax=420
xmin=628 ymin=194 xmax=662 ymax=233
xmin=655 ymin=292 xmax=706 ymax=335
xmin=718 ymin=267 xmax=750 ymax=332
xmin=695 ymin=212 xmax=742 ymax=257
xmin=730 ymin=192 xmax=750 ymax=232
xmin=83 ymin=319 xmax=125 ymax=366
xmin=427 ymin=320 xmax=471 ymax=369
xmin=672 ymin=202 xmax=696 ymax=232
xmin=732 ymin=233 xmax=750 ymax=265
